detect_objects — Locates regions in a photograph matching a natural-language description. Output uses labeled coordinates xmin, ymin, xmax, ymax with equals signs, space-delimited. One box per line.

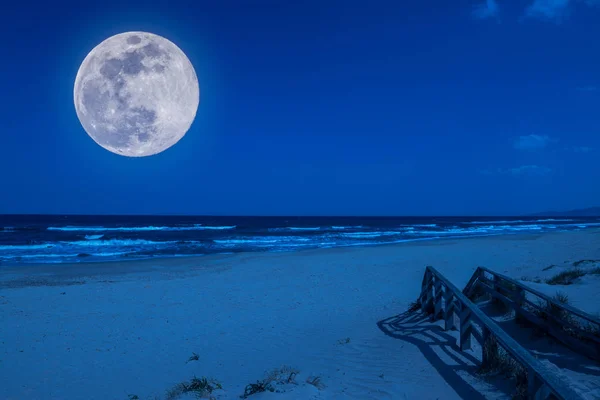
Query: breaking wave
xmin=47 ymin=225 xmax=236 ymax=232
xmin=1 ymin=215 xmax=599 ymax=265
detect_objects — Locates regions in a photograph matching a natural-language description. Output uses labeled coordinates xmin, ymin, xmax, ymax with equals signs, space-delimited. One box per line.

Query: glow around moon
xmin=74 ymin=32 xmax=199 ymax=157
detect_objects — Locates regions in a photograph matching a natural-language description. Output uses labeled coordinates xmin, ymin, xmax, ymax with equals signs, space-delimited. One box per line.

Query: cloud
xmin=524 ymin=0 xmax=600 ymax=22
xmin=572 ymin=146 xmax=593 ymax=153
xmin=472 ymin=0 xmax=500 ymax=19
xmin=507 ymin=165 xmax=552 ymax=176
xmin=525 ymin=0 xmax=570 ymax=21
xmin=576 ymin=86 xmax=598 ymax=92
xmin=513 ymin=134 xmax=553 ymax=150
xmin=480 ymin=165 xmax=552 ymax=176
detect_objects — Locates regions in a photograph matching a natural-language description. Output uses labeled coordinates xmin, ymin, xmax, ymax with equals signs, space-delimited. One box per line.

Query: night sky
xmin=1 ymin=0 xmax=599 ymax=216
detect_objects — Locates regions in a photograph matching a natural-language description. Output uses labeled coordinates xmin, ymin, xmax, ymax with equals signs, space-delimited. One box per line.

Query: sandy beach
xmin=2 ymin=230 xmax=600 ymax=400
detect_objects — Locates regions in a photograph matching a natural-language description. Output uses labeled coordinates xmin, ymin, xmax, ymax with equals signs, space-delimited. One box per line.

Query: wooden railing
xmin=463 ymin=267 xmax=600 ymax=362
xmin=420 ymin=266 xmax=583 ymax=400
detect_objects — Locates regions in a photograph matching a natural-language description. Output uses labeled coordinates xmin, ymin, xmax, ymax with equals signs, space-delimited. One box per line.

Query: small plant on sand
xmin=166 ymin=376 xmax=222 ymax=400
xmin=572 ymin=259 xmax=600 ymax=268
xmin=128 ymin=395 xmax=140 ymax=400
xmin=545 ymin=269 xmax=585 ymax=285
xmin=520 ymin=276 xmax=543 ymax=284
xmin=306 ymin=376 xmax=326 ymax=390
xmin=477 ymin=336 xmax=528 ymax=399
xmin=187 ymin=352 xmax=200 ymax=363
xmin=542 ymin=264 xmax=556 ymax=271
xmin=241 ymin=380 xmax=275 ymax=398
xmin=337 ymin=337 xmax=351 ymax=345
xmin=533 ymin=291 xmax=570 ymax=323
xmin=240 ymin=366 xmax=299 ymax=398
xmin=530 ymin=292 xmax=600 ymax=341
xmin=264 ymin=365 xmax=299 ymax=385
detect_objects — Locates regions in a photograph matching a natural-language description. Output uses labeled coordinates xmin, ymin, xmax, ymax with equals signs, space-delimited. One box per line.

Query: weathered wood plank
xmin=459 ymin=307 xmax=473 ymax=351
xmin=515 ymin=305 xmax=600 ymax=362
xmin=528 ymin=368 xmax=543 ymax=399
xmin=434 ymin=278 xmax=444 ymax=321
xmin=478 ymin=267 xmax=600 ymax=326
xmin=463 ymin=267 xmax=483 ymax=297
xmin=421 ymin=272 xmax=434 ymax=314
xmin=444 ymin=289 xmax=455 ymax=331
xmin=477 ymin=281 xmax=517 ymax=309
xmin=519 ymin=298 xmax=600 ymax=345
xmin=471 ymin=267 xmax=600 ymax=362
xmin=471 ymin=325 xmax=483 ymax=346
xmin=425 ymin=266 xmax=583 ymax=400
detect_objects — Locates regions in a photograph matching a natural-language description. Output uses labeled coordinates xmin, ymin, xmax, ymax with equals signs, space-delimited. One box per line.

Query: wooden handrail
xmin=462 ymin=266 xmax=600 ymax=362
xmin=422 ymin=266 xmax=583 ymax=400
xmin=474 ymin=267 xmax=600 ymax=326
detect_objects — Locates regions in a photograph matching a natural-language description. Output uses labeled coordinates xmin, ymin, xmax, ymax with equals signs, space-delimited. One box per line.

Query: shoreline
xmin=2 ymin=228 xmax=598 ymax=283
xmin=3 ymin=216 xmax=600 ymax=268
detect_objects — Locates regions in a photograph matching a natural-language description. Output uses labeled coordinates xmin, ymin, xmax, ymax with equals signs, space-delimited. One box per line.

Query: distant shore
xmin=2 ymin=229 xmax=600 ymax=399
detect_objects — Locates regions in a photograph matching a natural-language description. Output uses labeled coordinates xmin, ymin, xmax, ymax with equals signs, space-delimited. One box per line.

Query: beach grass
xmin=165 ymin=377 xmax=222 ymax=400
xmin=545 ymin=269 xmax=586 ymax=285
xmin=306 ymin=376 xmax=325 ymax=390
xmin=477 ymin=336 xmax=528 ymax=400
xmin=241 ymin=366 xmax=299 ymax=398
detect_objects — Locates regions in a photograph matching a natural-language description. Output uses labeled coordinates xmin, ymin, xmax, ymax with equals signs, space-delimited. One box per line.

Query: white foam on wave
xmin=66 ymin=239 xmax=180 ymax=247
xmin=0 ymin=243 xmax=55 ymax=251
xmin=466 ymin=218 xmax=574 ymax=225
xmin=465 ymin=220 xmax=526 ymax=225
xmin=536 ymin=218 xmax=575 ymax=222
xmin=405 ymin=224 xmax=546 ymax=236
xmin=1 ymin=251 xmax=130 ymax=260
xmin=0 ymin=239 xmax=184 ymax=254
xmin=339 ymin=231 xmax=404 ymax=239
xmin=563 ymin=222 xmax=600 ymax=229
xmin=403 ymin=224 xmax=438 ymax=227
xmin=215 ymin=236 xmax=312 ymax=245
xmin=268 ymin=227 xmax=323 ymax=232
xmin=47 ymin=225 xmax=235 ymax=232
xmin=84 ymin=234 xmax=104 ymax=240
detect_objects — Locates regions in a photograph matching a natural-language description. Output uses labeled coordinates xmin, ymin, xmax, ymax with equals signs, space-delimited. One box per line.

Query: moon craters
xmin=73 ymin=32 xmax=199 ymax=157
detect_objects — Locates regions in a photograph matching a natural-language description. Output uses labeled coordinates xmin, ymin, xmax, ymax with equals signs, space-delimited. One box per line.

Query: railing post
xmin=527 ymin=368 xmax=543 ymax=399
xmin=460 ymin=306 xmax=472 ymax=351
xmin=514 ymin=287 xmax=525 ymax=322
xmin=420 ymin=270 xmax=428 ymax=310
xmin=421 ymin=270 xmax=434 ymax=314
xmin=433 ymin=278 xmax=443 ymax=321
xmin=481 ymin=327 xmax=494 ymax=369
xmin=444 ymin=289 xmax=455 ymax=331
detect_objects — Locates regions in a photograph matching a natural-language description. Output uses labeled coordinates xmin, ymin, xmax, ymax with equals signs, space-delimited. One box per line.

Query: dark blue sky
xmin=1 ymin=0 xmax=599 ymax=216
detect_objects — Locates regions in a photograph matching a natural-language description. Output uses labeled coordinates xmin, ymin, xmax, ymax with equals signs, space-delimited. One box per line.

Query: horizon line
xmin=1 ymin=213 xmax=597 ymax=218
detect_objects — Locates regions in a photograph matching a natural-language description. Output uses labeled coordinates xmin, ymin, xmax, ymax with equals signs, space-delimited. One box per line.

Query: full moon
xmin=74 ymin=32 xmax=199 ymax=157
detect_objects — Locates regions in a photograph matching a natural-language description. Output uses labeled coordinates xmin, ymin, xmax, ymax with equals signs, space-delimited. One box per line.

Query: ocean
xmin=1 ymin=215 xmax=599 ymax=265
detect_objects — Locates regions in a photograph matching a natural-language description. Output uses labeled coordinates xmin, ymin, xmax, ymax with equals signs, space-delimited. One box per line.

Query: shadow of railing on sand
xmin=377 ymin=311 xmax=509 ymax=400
